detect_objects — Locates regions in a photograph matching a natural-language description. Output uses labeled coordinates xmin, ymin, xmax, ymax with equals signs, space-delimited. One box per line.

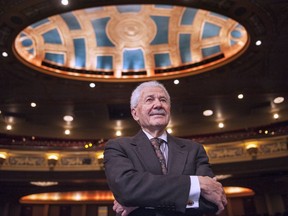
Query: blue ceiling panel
xmin=61 ymin=12 xmax=81 ymax=30
xmin=181 ymin=8 xmax=197 ymax=25
xmin=96 ymin=56 xmax=113 ymax=70
xmin=117 ymin=5 xmax=141 ymax=13
xmin=73 ymin=38 xmax=86 ymax=68
xmin=91 ymin=18 xmax=114 ymax=47
xmin=42 ymin=29 xmax=62 ymax=44
xmin=179 ymin=34 xmax=192 ymax=63
xmin=202 ymin=45 xmax=221 ymax=58
xmin=202 ymin=22 xmax=221 ymax=39
xmin=154 ymin=53 xmax=171 ymax=68
xmin=123 ymin=49 xmax=145 ymax=70
xmin=44 ymin=53 xmax=65 ymax=65
xmin=150 ymin=16 xmax=169 ymax=45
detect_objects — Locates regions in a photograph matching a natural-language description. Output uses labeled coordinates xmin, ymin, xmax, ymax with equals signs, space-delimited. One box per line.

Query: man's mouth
xmin=150 ymin=110 xmax=166 ymax=116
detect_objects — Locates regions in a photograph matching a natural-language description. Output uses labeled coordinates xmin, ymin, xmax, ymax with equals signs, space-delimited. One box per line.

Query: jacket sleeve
xmin=195 ymin=144 xmax=214 ymax=177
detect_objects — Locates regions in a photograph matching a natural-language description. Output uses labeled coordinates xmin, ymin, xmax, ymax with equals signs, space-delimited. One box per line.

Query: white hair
xmin=130 ymin=81 xmax=170 ymax=109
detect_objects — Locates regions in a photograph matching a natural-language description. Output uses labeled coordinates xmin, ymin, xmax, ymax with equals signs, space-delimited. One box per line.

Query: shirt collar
xmin=142 ymin=129 xmax=168 ymax=143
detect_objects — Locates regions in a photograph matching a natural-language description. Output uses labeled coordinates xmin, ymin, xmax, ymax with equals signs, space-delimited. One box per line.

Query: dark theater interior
xmin=0 ymin=0 xmax=288 ymax=216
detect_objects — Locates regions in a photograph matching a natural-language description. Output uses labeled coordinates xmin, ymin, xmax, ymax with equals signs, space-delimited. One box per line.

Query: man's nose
xmin=153 ymin=99 xmax=162 ymax=107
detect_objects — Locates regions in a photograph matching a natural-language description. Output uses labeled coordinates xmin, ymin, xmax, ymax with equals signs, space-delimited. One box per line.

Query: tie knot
xmin=150 ymin=138 xmax=164 ymax=148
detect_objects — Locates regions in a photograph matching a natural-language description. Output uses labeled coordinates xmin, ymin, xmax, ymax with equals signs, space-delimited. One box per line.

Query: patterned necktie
xmin=150 ymin=138 xmax=168 ymax=175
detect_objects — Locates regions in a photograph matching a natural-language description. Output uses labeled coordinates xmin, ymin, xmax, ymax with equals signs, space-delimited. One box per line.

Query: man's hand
xmin=113 ymin=200 xmax=138 ymax=216
xmin=198 ymin=176 xmax=227 ymax=215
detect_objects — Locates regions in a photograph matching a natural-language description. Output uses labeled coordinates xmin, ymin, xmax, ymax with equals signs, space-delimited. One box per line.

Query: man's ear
xmin=131 ymin=108 xmax=139 ymax=121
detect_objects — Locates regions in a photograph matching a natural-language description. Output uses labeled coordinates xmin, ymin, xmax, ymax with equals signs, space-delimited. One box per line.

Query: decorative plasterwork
xmin=13 ymin=4 xmax=248 ymax=82
xmin=0 ymin=136 xmax=287 ymax=171
xmin=205 ymin=135 xmax=288 ymax=164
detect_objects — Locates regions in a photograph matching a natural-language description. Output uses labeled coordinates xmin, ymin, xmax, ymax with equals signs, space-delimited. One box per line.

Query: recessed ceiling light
xmin=2 ymin=52 xmax=8 ymax=57
xmin=63 ymin=115 xmax=73 ymax=122
xmin=174 ymin=79 xmax=179 ymax=85
xmin=167 ymin=128 xmax=173 ymax=134
xmin=115 ymin=130 xmax=122 ymax=136
xmin=255 ymin=40 xmax=262 ymax=46
xmin=203 ymin=110 xmax=213 ymax=116
xmin=218 ymin=122 xmax=224 ymax=128
xmin=273 ymin=113 xmax=279 ymax=119
xmin=273 ymin=97 xmax=284 ymax=104
xmin=64 ymin=129 xmax=71 ymax=135
xmin=30 ymin=102 xmax=37 ymax=107
xmin=6 ymin=125 xmax=12 ymax=130
xmin=61 ymin=0 xmax=69 ymax=6
xmin=89 ymin=83 xmax=96 ymax=88
xmin=238 ymin=94 xmax=244 ymax=99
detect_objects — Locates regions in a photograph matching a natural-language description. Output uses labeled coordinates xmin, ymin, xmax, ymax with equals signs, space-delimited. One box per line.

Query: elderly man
xmin=104 ymin=81 xmax=227 ymax=216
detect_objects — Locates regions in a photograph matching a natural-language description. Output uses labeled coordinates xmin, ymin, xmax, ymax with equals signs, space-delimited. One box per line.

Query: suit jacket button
xmin=187 ymin=200 xmax=194 ymax=206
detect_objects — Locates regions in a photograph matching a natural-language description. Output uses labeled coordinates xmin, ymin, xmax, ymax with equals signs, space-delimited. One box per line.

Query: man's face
xmin=131 ymin=86 xmax=171 ymax=131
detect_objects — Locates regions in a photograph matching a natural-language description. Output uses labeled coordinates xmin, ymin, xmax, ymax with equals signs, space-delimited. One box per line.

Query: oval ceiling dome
xmin=14 ymin=4 xmax=249 ymax=82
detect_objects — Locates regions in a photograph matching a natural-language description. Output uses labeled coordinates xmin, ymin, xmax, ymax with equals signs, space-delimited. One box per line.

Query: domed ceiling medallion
xmin=14 ymin=4 xmax=249 ymax=82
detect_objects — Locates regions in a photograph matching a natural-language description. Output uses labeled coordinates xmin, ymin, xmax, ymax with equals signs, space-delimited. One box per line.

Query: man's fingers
xmin=121 ymin=210 xmax=128 ymax=216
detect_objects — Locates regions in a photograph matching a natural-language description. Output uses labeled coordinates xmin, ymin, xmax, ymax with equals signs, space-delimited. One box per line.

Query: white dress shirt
xmin=142 ymin=129 xmax=200 ymax=208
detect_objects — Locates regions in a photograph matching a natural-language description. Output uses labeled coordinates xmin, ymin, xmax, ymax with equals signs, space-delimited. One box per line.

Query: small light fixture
xmin=63 ymin=115 xmax=73 ymax=122
xmin=61 ymin=0 xmax=69 ymax=5
xmin=203 ymin=110 xmax=213 ymax=116
xmin=218 ymin=122 xmax=224 ymax=128
xmin=273 ymin=97 xmax=284 ymax=104
xmin=30 ymin=102 xmax=37 ymax=107
xmin=273 ymin=113 xmax=279 ymax=119
xmin=47 ymin=154 xmax=59 ymax=170
xmin=0 ymin=152 xmax=7 ymax=166
xmin=89 ymin=83 xmax=96 ymax=88
xmin=246 ymin=143 xmax=258 ymax=159
xmin=238 ymin=94 xmax=244 ymax=99
xmin=167 ymin=128 xmax=173 ymax=134
xmin=2 ymin=52 xmax=8 ymax=57
xmin=115 ymin=130 xmax=122 ymax=136
xmin=96 ymin=151 xmax=104 ymax=170
xmin=255 ymin=40 xmax=262 ymax=46
xmin=6 ymin=124 xmax=12 ymax=131
xmin=64 ymin=129 xmax=71 ymax=135
xmin=174 ymin=79 xmax=179 ymax=85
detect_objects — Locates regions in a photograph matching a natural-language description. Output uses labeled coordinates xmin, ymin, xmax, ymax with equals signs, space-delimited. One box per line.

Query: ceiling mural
xmin=14 ymin=4 xmax=248 ymax=82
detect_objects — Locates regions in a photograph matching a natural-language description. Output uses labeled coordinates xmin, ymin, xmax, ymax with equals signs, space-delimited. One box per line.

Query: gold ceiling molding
xmin=13 ymin=4 xmax=249 ymax=82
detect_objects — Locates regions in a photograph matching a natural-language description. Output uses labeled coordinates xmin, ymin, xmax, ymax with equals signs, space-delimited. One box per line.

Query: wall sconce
xmin=246 ymin=143 xmax=258 ymax=159
xmin=47 ymin=154 xmax=59 ymax=170
xmin=0 ymin=152 xmax=7 ymax=166
xmin=96 ymin=151 xmax=104 ymax=170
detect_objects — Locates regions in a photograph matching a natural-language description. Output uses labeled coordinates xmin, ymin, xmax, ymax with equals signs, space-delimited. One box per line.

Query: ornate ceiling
xmin=14 ymin=4 xmax=248 ymax=81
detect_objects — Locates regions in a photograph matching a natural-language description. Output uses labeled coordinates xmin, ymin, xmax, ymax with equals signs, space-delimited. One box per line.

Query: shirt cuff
xmin=187 ymin=176 xmax=200 ymax=208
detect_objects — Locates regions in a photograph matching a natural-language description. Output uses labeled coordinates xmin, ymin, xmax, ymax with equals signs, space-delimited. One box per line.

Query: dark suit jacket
xmin=104 ymin=130 xmax=216 ymax=215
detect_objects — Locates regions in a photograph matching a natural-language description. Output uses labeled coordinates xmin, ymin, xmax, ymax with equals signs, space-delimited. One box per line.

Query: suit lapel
xmin=167 ymin=135 xmax=188 ymax=175
xmin=131 ymin=130 xmax=163 ymax=174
